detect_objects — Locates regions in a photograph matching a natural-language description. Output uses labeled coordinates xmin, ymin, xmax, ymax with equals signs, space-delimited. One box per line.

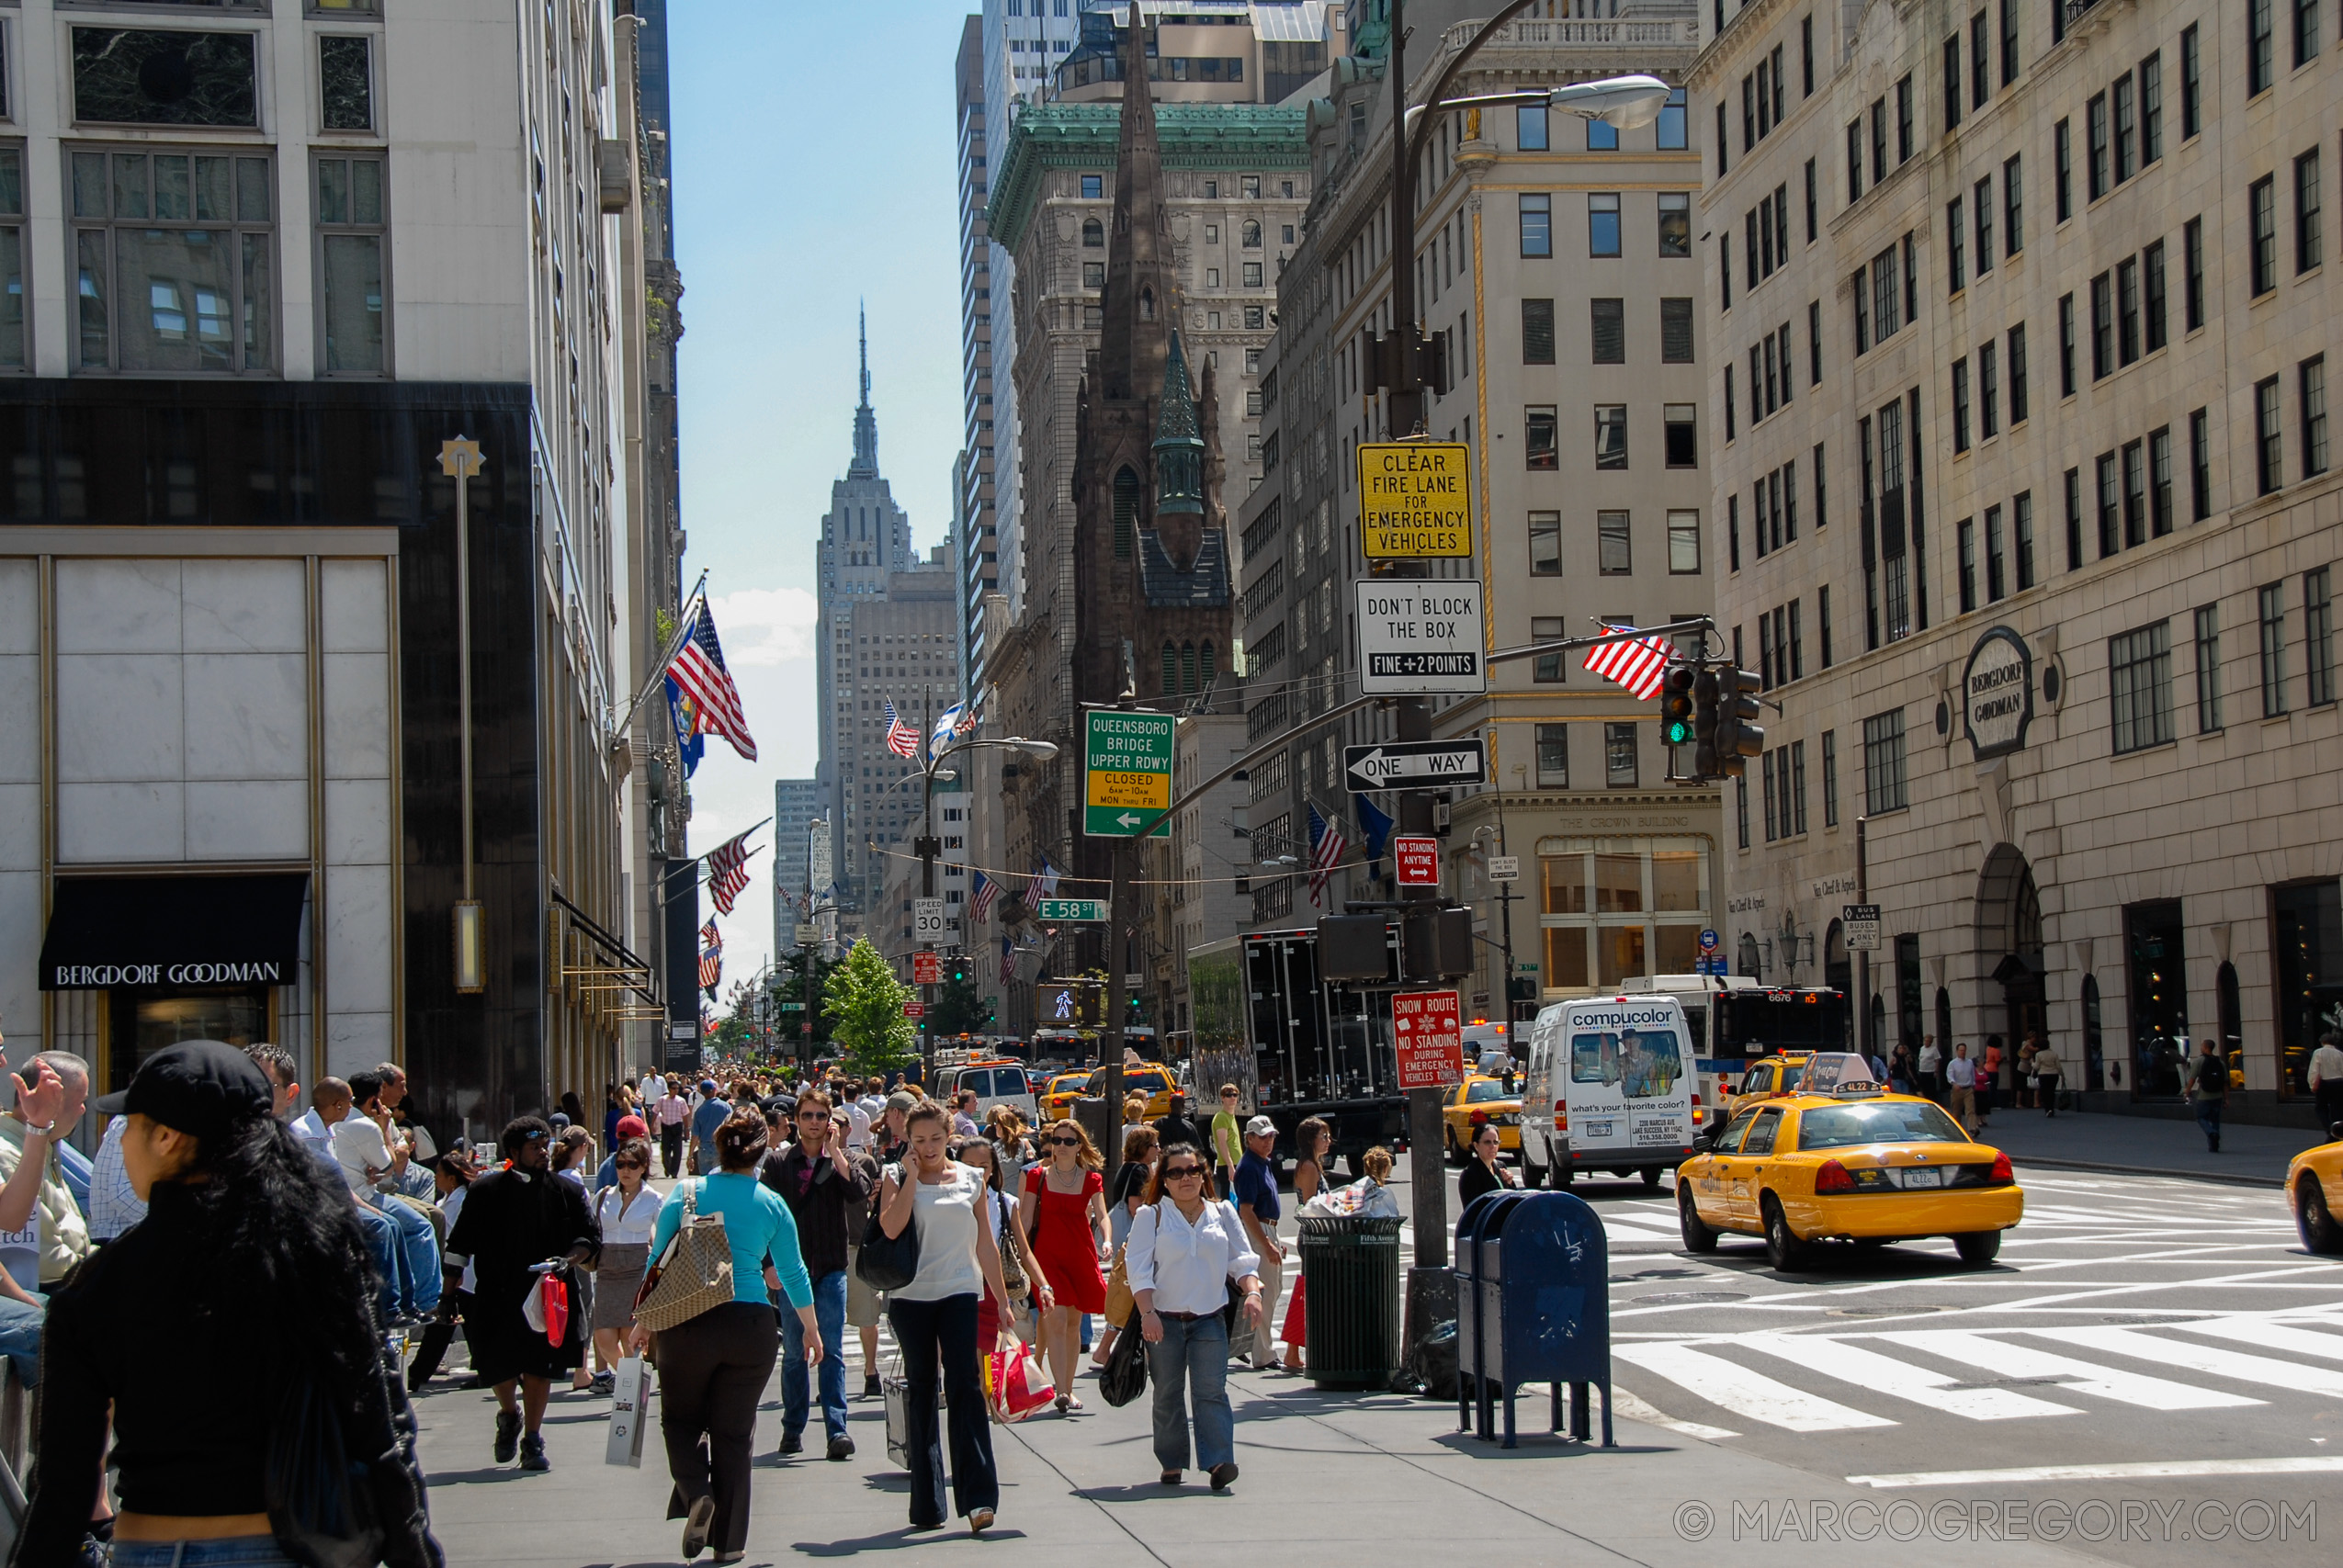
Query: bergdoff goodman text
xmin=1670 ymin=1497 xmax=2315 ymax=1544
xmin=49 ymin=962 xmax=287 ymax=987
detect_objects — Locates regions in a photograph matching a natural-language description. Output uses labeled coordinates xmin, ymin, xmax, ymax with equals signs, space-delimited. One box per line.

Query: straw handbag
xmin=632 ymin=1180 xmax=733 ymax=1332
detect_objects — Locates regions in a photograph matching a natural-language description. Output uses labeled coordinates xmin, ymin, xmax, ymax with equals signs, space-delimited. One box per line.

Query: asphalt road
xmin=1383 ymin=1156 xmax=2342 ymax=1566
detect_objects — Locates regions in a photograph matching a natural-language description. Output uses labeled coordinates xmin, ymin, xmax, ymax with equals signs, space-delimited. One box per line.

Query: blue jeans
xmin=368 ymin=1194 xmax=443 ymax=1318
xmin=116 ymin=1539 xmax=299 ymax=1567
xmin=1145 ymin=1312 xmax=1234 ymax=1474
xmin=781 ymin=1269 xmax=848 ymax=1441
xmin=0 ymin=1295 xmax=41 ymax=1388
xmin=353 ymin=1201 xmax=402 ymax=1321
xmin=2196 ymin=1098 xmax=2224 ymax=1149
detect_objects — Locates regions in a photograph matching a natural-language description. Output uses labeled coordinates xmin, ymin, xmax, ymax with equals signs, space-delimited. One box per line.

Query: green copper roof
xmin=987 ymin=102 xmax=1309 ymax=254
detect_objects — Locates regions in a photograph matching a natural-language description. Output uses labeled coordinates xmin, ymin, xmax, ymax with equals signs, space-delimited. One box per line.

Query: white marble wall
xmin=321 ymin=560 xmax=396 ymax=1078
xmin=0 ymin=561 xmax=39 ymax=1062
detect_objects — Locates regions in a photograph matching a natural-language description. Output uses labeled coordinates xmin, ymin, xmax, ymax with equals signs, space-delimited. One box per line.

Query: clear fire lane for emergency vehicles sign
xmin=1356 ymin=442 xmax=1474 ymax=559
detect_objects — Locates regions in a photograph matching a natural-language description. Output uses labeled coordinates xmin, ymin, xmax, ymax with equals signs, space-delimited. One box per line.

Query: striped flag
xmin=931 ymin=702 xmax=973 ymax=752
xmin=698 ymin=920 xmax=722 ymax=996
xmin=668 ymin=601 xmax=757 ymax=761
xmin=1307 ymin=802 xmax=1347 ymax=908
xmin=1000 ymin=936 xmax=1016 ymax=987
xmin=1582 ymin=624 xmax=1674 ymax=701
xmin=882 ymin=699 xmax=922 ymax=760
xmin=706 ymin=831 xmax=758 ymax=916
xmin=969 ymin=871 xmax=998 ymax=924
xmin=1032 ymin=860 xmax=1059 ymax=900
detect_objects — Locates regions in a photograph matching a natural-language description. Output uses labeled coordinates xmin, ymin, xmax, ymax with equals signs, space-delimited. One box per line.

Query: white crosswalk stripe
xmin=1739 ymin=1333 xmax=2084 ymax=1421
xmin=2176 ymin=1316 xmax=2343 ymax=1362
xmin=1873 ymin=1328 xmax=2262 ymax=1411
xmin=2026 ymin=1325 xmax=2343 ymax=1397
xmin=1613 ymin=1341 xmax=1896 ymax=1432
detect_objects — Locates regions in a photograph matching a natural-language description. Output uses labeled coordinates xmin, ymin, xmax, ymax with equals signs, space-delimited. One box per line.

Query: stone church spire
xmin=848 ymin=301 xmax=880 ymax=479
xmin=1097 ymin=6 xmax=1179 ymax=403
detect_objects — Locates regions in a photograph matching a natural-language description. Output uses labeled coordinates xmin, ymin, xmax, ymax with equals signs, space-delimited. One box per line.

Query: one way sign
xmin=1342 ymin=738 xmax=1488 ymax=793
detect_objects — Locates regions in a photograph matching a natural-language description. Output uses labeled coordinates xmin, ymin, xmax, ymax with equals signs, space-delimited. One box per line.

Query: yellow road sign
xmin=1357 ymin=441 xmax=1473 ymax=558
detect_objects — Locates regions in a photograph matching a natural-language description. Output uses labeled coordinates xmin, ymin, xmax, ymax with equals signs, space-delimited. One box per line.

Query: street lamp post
xmin=1375 ymin=0 xmax=1673 ymax=1365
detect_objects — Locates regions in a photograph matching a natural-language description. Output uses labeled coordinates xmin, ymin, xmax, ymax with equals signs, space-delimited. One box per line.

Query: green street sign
xmin=1082 ymin=710 xmax=1173 ymax=838
xmin=1036 ymin=898 xmax=1110 ymax=923
xmin=779 ymin=1001 xmax=806 ymax=1011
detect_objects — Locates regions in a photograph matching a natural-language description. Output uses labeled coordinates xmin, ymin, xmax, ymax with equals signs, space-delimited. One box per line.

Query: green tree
xmin=927 ymin=970 xmax=990 ymax=1036
xmin=824 ymin=937 xmax=919 ymax=1077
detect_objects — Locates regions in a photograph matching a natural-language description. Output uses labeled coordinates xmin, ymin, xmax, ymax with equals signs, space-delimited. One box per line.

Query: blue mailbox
xmin=1454 ymin=1190 xmax=1613 ymax=1449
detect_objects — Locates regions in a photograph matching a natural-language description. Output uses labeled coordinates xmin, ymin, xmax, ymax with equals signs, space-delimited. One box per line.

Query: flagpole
xmin=439 ymin=438 xmax=486 ymax=995
xmin=614 ymin=570 xmax=711 ymax=738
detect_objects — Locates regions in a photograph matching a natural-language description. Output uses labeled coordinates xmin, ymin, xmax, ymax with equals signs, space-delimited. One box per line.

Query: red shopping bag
xmin=984 ymin=1341 xmax=1057 ymax=1425
xmin=537 ymin=1270 xmax=570 ymax=1347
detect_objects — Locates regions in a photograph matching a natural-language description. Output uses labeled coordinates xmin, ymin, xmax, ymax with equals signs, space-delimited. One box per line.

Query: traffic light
xmin=1714 ymin=667 xmax=1766 ymax=776
xmin=1660 ymin=665 xmax=1696 ymax=748
xmin=1692 ymin=665 xmax=1722 ymax=779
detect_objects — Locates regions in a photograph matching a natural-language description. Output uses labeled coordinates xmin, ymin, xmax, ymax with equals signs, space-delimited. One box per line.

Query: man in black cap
xmin=441 ymin=1117 xmax=599 ymax=1471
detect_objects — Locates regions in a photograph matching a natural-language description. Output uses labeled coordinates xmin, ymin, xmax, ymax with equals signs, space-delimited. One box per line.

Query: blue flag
xmin=1356 ymin=794 xmax=1394 ymax=874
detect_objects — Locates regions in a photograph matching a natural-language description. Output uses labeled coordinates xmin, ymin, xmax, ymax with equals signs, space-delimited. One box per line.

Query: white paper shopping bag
xmin=605 ymin=1356 xmax=651 ymax=1467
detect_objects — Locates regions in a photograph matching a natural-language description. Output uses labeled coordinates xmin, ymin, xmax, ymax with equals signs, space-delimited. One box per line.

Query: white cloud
xmin=707 ymin=586 xmax=820 ymax=667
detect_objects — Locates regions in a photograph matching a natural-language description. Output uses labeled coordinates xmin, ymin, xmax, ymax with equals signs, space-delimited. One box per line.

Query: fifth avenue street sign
xmin=1342 ymin=738 xmax=1488 ymax=792
xmin=1354 ymin=580 xmax=1487 ymax=694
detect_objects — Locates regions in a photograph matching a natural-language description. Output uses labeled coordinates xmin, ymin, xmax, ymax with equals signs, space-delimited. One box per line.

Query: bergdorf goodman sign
xmin=1963 ymin=626 xmax=2034 ymax=760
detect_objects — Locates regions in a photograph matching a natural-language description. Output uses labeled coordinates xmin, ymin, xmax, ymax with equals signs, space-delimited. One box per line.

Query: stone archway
xmin=1975 ymin=841 xmax=2050 ymax=1083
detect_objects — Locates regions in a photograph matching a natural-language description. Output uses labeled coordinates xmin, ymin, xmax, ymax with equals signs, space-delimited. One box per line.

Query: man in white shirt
xmin=2309 ymin=1032 xmax=2343 ymax=1133
xmin=1944 ymin=1043 xmax=1978 ymax=1132
xmin=951 ymin=1090 xmax=981 ymax=1139
xmin=293 ymin=1077 xmax=353 ymax=1161
xmin=1916 ymin=1037 xmax=1944 ymax=1103
xmin=640 ymin=1069 xmax=664 ymax=1107
xmin=841 ymin=1097 xmax=874 ymax=1152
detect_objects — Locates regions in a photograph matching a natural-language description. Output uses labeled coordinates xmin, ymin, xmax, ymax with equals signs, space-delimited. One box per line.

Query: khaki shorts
xmin=844 ymin=1247 xmax=884 ymax=1329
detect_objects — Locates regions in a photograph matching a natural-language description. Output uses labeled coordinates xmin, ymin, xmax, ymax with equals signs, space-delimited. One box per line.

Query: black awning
xmin=39 ymin=874 xmax=310 ymax=991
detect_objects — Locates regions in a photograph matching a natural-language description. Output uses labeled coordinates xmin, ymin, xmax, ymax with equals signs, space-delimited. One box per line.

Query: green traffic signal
xmin=1659 ymin=664 xmax=1696 ymax=747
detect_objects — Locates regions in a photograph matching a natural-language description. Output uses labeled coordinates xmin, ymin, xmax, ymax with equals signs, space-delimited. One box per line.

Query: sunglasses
xmin=1162 ymin=1166 xmax=1205 ymax=1179
xmin=1047 ymin=1136 xmax=1081 ymax=1147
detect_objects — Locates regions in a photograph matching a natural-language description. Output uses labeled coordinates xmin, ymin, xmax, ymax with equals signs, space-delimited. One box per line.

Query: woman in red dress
xmin=1019 ymin=1119 xmax=1109 ymax=1413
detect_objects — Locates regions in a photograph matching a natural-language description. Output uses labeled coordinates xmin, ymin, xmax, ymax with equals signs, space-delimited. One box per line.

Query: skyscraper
xmin=772 ymin=778 xmax=821 ymax=956
xmin=956 ymin=18 xmax=1001 ymax=707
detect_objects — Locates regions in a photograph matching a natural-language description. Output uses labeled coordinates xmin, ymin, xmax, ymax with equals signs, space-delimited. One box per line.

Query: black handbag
xmin=266 ymin=1330 xmax=444 ymax=1568
xmin=1100 ymin=1308 xmax=1148 ymax=1406
xmin=856 ymin=1166 xmax=922 ymax=1292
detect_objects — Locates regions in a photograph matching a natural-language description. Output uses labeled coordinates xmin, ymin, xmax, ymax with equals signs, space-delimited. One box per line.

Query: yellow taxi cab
xmin=1087 ymin=1060 xmax=1178 ymax=1119
xmin=1039 ymin=1072 xmax=1090 ymax=1122
xmin=2288 ymin=1132 xmax=2343 ymax=1253
xmin=1676 ymin=1052 xmax=2022 ymax=1269
xmin=1442 ymin=1075 xmax=1523 ymax=1158
xmin=1715 ymin=1050 xmax=1813 ymax=1126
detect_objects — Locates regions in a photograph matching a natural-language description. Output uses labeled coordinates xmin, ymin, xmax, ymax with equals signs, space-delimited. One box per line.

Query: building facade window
xmin=1535 ymin=723 xmax=1568 ymax=787
xmin=1597 ymin=509 xmax=1632 ymax=573
xmin=1862 ymin=709 xmax=1907 ymax=813
xmin=1590 ymin=297 xmax=1624 ymax=364
xmin=2110 ymin=620 xmax=2175 ymax=753
xmin=1664 ymin=404 xmax=1697 ymax=468
xmin=319 ymin=35 xmax=374 ymax=133
xmin=1604 ymin=723 xmax=1638 ymax=787
xmin=2261 ymin=581 xmax=2289 ymax=716
xmin=2251 ymin=175 xmax=2278 ymax=296
xmin=1525 ymin=405 xmax=1557 ymax=469
xmin=73 ymin=147 xmax=275 ymax=374
xmin=2256 ymin=375 xmax=2284 ymax=493
xmin=1538 ymin=836 xmax=1710 ymax=990
xmin=2308 ymin=565 xmax=2336 ymax=706
xmin=1593 ymin=404 xmax=1627 ymax=468
xmin=314 ymin=153 xmax=386 ymax=375
xmin=2299 ymin=149 xmax=2325 ymax=273
xmin=1528 ymin=511 xmax=1561 ymax=575
xmin=1660 ymin=297 xmax=1694 ymax=363
xmin=2190 ymin=407 xmax=2213 ymax=518
xmin=1821 ymin=729 xmax=1839 ymax=825
xmin=72 ymin=29 xmax=259 ymax=128
xmin=1658 ymin=193 xmax=1691 ymax=257
xmin=1519 ymin=193 xmax=1551 ymax=257
xmin=1668 ymin=509 xmax=1702 ymax=573
xmin=0 ymin=150 xmax=24 ymax=371
xmin=2195 ymin=604 xmax=2223 ymax=731
xmin=1522 ymin=297 xmax=1556 ymax=364
xmin=1588 ymin=193 xmax=1621 ymax=257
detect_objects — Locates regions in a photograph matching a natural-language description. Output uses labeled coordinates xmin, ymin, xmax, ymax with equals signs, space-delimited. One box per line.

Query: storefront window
xmin=2273 ymin=878 xmax=2342 ymax=1095
xmin=2126 ymin=899 xmax=2189 ymax=1098
xmin=1652 ymin=851 xmax=1701 ymax=911
xmin=1594 ymin=853 xmax=1642 ymax=912
xmin=1599 ymin=926 xmax=1647 ymax=987
xmin=1544 ymin=855 xmax=1587 ymax=914
xmin=1537 ymin=836 xmax=1712 ymax=995
xmin=1545 ymin=927 xmax=1590 ymax=987
xmin=106 ymin=987 xmax=270 ymax=1093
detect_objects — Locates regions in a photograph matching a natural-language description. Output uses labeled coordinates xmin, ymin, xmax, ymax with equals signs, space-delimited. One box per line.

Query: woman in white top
xmin=1124 ymin=1141 xmax=1263 ymax=1492
xmin=951 ymin=1136 xmax=1052 ymax=1348
xmin=591 ymin=1138 xmax=660 ymax=1373
xmin=876 ymin=1102 xmax=1014 ymax=1536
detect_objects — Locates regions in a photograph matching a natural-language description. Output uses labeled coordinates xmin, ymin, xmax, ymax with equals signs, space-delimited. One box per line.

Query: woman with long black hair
xmin=14 ymin=1039 xmax=441 ymax=1568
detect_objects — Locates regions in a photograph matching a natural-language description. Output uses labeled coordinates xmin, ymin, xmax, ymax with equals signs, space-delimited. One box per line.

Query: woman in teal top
xmin=651 ymin=1109 xmax=821 ymax=1564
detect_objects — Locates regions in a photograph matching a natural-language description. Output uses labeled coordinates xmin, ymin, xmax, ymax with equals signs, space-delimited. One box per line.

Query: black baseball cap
xmin=92 ymin=1040 xmax=273 ymax=1141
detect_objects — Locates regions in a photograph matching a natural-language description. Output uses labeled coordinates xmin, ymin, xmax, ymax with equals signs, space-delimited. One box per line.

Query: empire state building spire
xmin=848 ymin=301 xmax=880 ymax=479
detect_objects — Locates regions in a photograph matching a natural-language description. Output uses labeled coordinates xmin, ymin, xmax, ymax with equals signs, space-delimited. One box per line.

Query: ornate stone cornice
xmin=988 ymin=102 xmax=1309 ymax=252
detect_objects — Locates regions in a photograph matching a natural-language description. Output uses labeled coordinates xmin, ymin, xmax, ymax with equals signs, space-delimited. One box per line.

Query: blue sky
xmin=668 ymin=2 xmax=974 ymax=981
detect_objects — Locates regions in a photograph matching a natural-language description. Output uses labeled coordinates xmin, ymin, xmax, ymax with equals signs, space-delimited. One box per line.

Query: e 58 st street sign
xmin=1341 ymin=738 xmax=1488 ymax=793
xmin=1035 ymin=898 xmax=1109 ymax=923
xmin=1357 ymin=442 xmax=1473 ymax=558
xmin=1354 ymin=580 xmax=1486 ymax=694
xmin=1083 ymin=709 xmax=1173 ymax=838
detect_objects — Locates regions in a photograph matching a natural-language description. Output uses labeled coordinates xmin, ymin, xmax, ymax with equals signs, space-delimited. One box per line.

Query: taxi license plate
xmin=1899 ymin=1167 xmax=1945 ymax=1189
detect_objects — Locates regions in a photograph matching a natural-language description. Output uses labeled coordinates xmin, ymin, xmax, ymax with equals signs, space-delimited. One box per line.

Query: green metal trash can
xmin=1297 ymin=1214 xmax=1403 ymax=1390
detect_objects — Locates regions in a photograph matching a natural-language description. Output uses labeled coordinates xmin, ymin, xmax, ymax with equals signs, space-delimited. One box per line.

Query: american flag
xmin=1582 ymin=624 xmax=1674 ymax=701
xmin=706 ymin=830 xmax=758 ymax=916
xmin=698 ymin=920 xmax=722 ymax=995
xmin=882 ymin=699 xmax=922 ymax=760
xmin=999 ymin=936 xmax=1016 ymax=986
xmin=1307 ymin=802 xmax=1347 ymax=907
xmin=667 ymin=601 xmax=757 ymax=761
xmin=969 ymin=871 xmax=998 ymax=924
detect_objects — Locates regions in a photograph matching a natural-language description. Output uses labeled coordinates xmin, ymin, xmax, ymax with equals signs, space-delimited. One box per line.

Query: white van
xmin=931 ymin=1059 xmax=1040 ymax=1128
xmin=1522 ymin=995 xmax=1700 ymax=1189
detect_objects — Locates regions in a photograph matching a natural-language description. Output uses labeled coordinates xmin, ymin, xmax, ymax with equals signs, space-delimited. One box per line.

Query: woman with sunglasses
xmin=1125 ymin=1143 xmax=1263 ymax=1491
xmin=952 ymin=1136 xmax=1052 ymax=1348
xmin=1457 ymin=1119 xmax=1517 ymax=1210
xmin=590 ymin=1138 xmax=659 ymax=1376
xmin=1018 ymin=1118 xmax=1109 ymax=1414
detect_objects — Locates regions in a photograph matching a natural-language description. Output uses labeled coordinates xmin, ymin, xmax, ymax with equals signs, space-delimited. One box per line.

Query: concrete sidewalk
xmin=413 ymin=1356 xmax=2111 ymax=1567
xmin=1979 ymin=1105 xmax=2326 ymax=1187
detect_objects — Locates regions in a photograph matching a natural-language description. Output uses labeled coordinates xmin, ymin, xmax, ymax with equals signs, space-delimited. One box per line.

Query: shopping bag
xmin=1099 ymin=1309 xmax=1147 ymax=1407
xmin=883 ymin=1361 xmax=911 ymax=1468
xmin=984 ymin=1341 xmax=1057 ymax=1425
xmin=605 ymin=1356 xmax=651 ymax=1468
xmin=521 ymin=1268 xmax=571 ymax=1347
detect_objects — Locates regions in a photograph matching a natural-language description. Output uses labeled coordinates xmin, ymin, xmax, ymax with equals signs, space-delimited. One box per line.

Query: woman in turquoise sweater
xmin=652 ymin=1110 xmax=821 ymax=1564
